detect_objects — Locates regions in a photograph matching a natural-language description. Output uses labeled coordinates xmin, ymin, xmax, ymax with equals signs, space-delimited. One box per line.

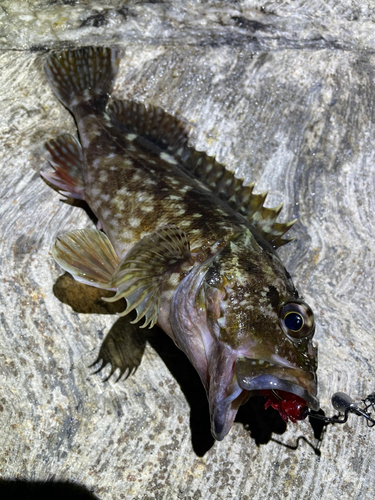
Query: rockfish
xmin=43 ymin=46 xmax=319 ymax=440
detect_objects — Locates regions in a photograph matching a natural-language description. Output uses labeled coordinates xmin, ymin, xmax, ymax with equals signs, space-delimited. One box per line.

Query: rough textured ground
xmin=1 ymin=1 xmax=375 ymax=499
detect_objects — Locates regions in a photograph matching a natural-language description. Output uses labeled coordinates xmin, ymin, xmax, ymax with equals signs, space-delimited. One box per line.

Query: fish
xmin=42 ymin=46 xmax=319 ymax=441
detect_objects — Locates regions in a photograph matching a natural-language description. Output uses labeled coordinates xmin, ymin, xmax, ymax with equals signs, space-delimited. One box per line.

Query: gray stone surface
xmin=1 ymin=1 xmax=375 ymax=498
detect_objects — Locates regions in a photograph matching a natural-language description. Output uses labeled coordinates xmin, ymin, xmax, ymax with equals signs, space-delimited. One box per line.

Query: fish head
xmin=171 ymin=229 xmax=318 ymax=440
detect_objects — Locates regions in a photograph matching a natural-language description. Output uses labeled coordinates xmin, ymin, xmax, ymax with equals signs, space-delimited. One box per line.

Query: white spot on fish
xmin=122 ymin=158 xmax=133 ymax=167
xmin=168 ymin=272 xmax=181 ymax=286
xmin=177 ymin=220 xmax=191 ymax=227
xmin=168 ymin=178 xmax=180 ymax=186
xmin=129 ymin=217 xmax=140 ymax=227
xmin=160 ymin=152 xmax=178 ymax=164
xmin=80 ymin=134 xmax=90 ymax=148
xmin=144 ymin=178 xmax=155 ymax=186
xmin=90 ymin=187 xmax=102 ymax=198
xmin=141 ymin=205 xmax=154 ymax=213
xmin=217 ymin=317 xmax=226 ymax=328
xmin=117 ymin=186 xmax=129 ymax=196
xmin=216 ymin=208 xmax=227 ymax=216
xmin=137 ymin=193 xmax=148 ymax=203
xmin=100 ymin=209 xmax=111 ymax=220
xmin=111 ymin=196 xmax=125 ymax=210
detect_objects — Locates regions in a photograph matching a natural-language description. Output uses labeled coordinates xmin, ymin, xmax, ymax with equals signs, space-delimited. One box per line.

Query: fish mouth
xmin=235 ymin=357 xmax=320 ymax=411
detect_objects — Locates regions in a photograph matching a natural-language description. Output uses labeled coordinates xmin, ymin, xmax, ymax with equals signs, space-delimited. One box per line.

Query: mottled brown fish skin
xmin=77 ymin=107 xmax=256 ymax=259
xmin=76 ymin=108 xmax=298 ymax=347
xmin=43 ymin=47 xmax=319 ymax=441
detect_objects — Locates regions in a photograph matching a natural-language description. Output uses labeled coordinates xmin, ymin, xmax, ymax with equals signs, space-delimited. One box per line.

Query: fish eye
xmin=284 ymin=311 xmax=304 ymax=332
xmin=279 ymin=300 xmax=314 ymax=340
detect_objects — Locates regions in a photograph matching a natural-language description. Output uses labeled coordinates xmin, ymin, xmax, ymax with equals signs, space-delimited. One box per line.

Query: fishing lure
xmin=309 ymin=391 xmax=375 ymax=427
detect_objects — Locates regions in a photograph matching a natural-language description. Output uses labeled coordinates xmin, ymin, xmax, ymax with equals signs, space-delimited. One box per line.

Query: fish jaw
xmin=208 ymin=348 xmax=319 ymax=440
xmin=206 ymin=343 xmax=247 ymax=441
xmin=207 ymin=344 xmax=319 ymax=439
xmin=235 ymin=356 xmax=319 ymax=410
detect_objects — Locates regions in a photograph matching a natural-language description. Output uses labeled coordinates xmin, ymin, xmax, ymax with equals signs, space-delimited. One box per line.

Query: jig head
xmin=308 ymin=391 xmax=375 ymax=427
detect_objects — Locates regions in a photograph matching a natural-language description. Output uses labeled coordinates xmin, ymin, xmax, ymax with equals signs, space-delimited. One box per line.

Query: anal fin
xmin=52 ymin=228 xmax=120 ymax=288
xmin=42 ymin=133 xmax=85 ymax=200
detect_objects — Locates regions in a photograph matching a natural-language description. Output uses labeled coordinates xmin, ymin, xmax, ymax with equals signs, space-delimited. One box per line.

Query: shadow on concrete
xmin=53 ymin=274 xmax=313 ymax=456
xmin=0 ymin=480 xmax=98 ymax=499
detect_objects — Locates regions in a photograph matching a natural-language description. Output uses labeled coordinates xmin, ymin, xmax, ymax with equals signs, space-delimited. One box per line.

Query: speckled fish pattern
xmin=42 ymin=46 xmax=318 ymax=440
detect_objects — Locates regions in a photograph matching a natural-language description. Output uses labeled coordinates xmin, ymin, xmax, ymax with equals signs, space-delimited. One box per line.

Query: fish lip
xmin=235 ymin=358 xmax=320 ymax=411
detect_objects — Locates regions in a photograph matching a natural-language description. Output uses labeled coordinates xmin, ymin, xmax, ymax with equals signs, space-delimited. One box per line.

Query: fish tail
xmin=44 ymin=46 xmax=120 ymax=112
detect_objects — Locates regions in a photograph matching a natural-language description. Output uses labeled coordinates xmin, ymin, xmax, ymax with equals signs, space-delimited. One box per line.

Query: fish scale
xmin=42 ymin=46 xmax=319 ymax=440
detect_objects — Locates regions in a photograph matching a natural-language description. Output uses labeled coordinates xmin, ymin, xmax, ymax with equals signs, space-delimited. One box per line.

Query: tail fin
xmin=44 ymin=46 xmax=120 ymax=112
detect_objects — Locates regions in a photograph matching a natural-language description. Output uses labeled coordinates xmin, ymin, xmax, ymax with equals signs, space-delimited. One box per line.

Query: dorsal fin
xmin=107 ymin=99 xmax=191 ymax=156
xmin=107 ymin=99 xmax=295 ymax=248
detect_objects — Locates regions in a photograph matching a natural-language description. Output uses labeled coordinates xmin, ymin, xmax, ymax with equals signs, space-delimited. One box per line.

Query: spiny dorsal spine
xmin=108 ymin=99 xmax=295 ymax=248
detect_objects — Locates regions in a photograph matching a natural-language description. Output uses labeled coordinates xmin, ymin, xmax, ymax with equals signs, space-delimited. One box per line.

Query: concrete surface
xmin=0 ymin=1 xmax=375 ymax=498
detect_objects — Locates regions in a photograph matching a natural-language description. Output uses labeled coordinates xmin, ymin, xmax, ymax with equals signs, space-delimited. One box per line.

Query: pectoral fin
xmin=52 ymin=228 xmax=119 ymax=289
xmin=104 ymin=225 xmax=192 ymax=329
xmin=53 ymin=225 xmax=192 ymax=329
